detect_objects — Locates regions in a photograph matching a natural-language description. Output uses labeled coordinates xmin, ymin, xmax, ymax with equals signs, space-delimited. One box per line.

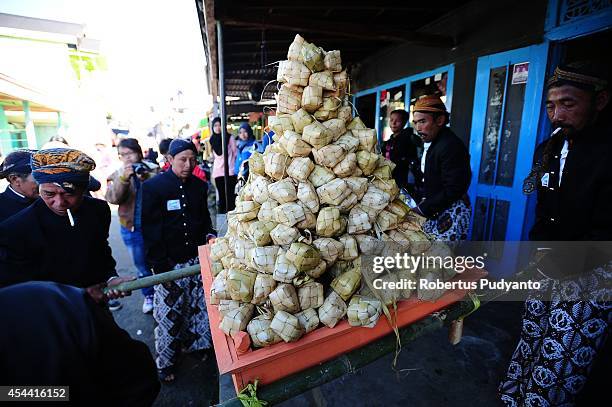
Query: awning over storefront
xmin=196 ymin=0 xmax=468 ymax=115
xmin=0 ymin=72 xmax=65 ymax=114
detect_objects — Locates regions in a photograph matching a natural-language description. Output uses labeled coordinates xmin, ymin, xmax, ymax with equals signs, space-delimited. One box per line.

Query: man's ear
xmin=168 ymin=155 xmax=174 ymax=165
xmin=595 ymin=90 xmax=610 ymax=112
xmin=435 ymin=114 xmax=447 ymax=127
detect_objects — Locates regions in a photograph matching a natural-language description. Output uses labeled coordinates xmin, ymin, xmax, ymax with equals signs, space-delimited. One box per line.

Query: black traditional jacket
xmin=526 ymin=121 xmax=612 ymax=277
xmin=418 ymin=127 xmax=471 ymax=218
xmin=141 ymin=170 xmax=214 ymax=273
xmin=0 ymin=197 xmax=117 ymax=288
xmin=0 ymin=187 xmax=33 ymax=223
xmin=529 ymin=122 xmax=612 ymax=241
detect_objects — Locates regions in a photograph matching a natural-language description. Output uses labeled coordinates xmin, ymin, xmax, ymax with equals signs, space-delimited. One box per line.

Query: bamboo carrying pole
xmin=102 ymin=265 xmax=201 ymax=294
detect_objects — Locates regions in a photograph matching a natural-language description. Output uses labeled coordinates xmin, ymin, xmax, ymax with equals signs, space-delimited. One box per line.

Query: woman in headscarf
xmin=209 ymin=117 xmax=237 ymax=214
xmin=234 ymin=122 xmax=257 ymax=178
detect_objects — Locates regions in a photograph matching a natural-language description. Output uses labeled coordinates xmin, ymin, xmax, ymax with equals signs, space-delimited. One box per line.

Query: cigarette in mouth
xmin=67 ymin=209 xmax=75 ymax=227
xmin=552 ymin=127 xmax=562 ymax=136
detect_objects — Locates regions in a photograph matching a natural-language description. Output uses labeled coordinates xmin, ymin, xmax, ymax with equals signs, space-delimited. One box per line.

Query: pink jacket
xmin=212 ymin=136 xmax=237 ymax=179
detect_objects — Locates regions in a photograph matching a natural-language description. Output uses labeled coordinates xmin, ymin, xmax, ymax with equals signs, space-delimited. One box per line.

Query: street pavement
xmin=108 ymin=208 xmax=521 ymax=406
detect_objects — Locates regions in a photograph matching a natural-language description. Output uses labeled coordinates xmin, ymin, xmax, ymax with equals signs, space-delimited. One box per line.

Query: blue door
xmin=468 ymin=44 xmax=548 ymax=277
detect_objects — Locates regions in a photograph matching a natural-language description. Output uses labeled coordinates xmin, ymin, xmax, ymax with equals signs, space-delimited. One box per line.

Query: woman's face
xmin=238 ymin=128 xmax=249 ymax=141
xmin=390 ymin=112 xmax=407 ymax=134
xmin=118 ymin=147 xmax=140 ymax=165
xmin=213 ymin=121 xmax=221 ymax=134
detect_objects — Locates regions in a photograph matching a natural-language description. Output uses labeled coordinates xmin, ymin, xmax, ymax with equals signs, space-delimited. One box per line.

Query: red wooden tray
xmin=198 ymin=245 xmax=487 ymax=392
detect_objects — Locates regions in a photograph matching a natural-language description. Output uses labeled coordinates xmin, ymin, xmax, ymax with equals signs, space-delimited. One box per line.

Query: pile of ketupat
xmin=208 ymin=34 xmax=440 ymax=348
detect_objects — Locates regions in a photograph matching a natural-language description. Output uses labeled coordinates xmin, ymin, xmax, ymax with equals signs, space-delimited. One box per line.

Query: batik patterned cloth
xmin=422 ymin=199 xmax=470 ymax=243
xmin=31 ymin=148 xmax=96 ymax=189
xmin=153 ymin=257 xmax=211 ymax=370
xmin=413 ymin=94 xmax=448 ymax=114
xmin=499 ymin=262 xmax=611 ymax=407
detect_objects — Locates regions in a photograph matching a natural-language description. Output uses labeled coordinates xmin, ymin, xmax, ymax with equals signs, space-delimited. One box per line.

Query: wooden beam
xmin=223 ymin=46 xmax=369 ymax=55
xmin=224 ymin=66 xmax=278 ymax=74
xmin=226 ymin=78 xmax=273 ymax=84
xmin=225 ymin=39 xmax=292 ymax=46
xmin=202 ymin=0 xmax=219 ymax=100
xmin=217 ymin=12 xmax=455 ymax=47
xmin=0 ymin=104 xmax=58 ymax=113
xmin=195 ymin=0 xmax=212 ymax=99
xmin=225 ymin=37 xmax=375 ymax=47
xmin=222 ymin=50 xmax=288 ymax=58
xmin=240 ymin=3 xmax=454 ymax=12
xmin=225 ymin=67 xmax=277 ymax=75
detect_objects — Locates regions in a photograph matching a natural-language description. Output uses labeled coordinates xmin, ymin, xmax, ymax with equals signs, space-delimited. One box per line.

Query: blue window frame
xmin=352 ymin=64 xmax=455 ymax=145
xmin=546 ymin=0 xmax=612 ymax=40
xmin=468 ymin=44 xmax=549 ymax=278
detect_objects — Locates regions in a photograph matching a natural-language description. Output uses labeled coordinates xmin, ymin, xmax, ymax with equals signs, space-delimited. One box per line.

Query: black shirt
xmin=142 ymin=170 xmax=214 ymax=273
xmin=527 ymin=122 xmax=612 ymax=278
xmin=381 ymin=128 xmax=419 ymax=192
xmin=530 ymin=123 xmax=612 ymax=241
xmin=418 ymin=127 xmax=471 ymax=218
xmin=0 ymin=197 xmax=117 ymax=288
xmin=0 ymin=186 xmax=33 ymax=223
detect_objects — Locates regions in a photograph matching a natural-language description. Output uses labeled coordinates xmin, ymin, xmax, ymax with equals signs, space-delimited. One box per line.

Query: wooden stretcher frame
xmin=199 ymin=245 xmax=487 ymax=394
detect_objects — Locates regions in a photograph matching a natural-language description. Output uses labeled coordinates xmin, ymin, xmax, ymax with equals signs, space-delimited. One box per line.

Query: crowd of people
xmin=0 ymin=61 xmax=609 ymax=405
xmin=0 ymin=116 xmax=267 ymax=389
xmin=0 ymin=132 xmax=219 ymax=390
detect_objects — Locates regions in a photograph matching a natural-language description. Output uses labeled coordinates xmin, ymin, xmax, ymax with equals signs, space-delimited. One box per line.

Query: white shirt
xmin=421 ymin=142 xmax=432 ymax=174
xmin=559 ymin=140 xmax=569 ymax=187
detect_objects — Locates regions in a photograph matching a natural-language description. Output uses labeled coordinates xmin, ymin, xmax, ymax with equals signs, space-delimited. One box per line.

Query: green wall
xmin=35 ymin=125 xmax=58 ymax=148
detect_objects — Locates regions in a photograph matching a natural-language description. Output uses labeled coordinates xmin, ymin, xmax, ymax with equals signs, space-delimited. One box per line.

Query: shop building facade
xmin=352 ymin=0 xmax=611 ymax=257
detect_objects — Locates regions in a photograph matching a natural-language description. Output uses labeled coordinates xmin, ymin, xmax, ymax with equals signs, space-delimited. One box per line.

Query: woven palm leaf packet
xmin=208 ymin=34 xmax=441 ymax=349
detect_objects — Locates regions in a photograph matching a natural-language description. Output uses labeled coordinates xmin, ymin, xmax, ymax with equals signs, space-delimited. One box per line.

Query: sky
xmin=0 ymin=0 xmax=210 ymax=120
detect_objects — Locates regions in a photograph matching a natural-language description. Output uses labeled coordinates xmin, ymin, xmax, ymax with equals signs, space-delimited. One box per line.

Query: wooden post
xmin=216 ymin=21 xmax=230 ymax=214
xmin=202 ymin=0 xmax=218 ymax=101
